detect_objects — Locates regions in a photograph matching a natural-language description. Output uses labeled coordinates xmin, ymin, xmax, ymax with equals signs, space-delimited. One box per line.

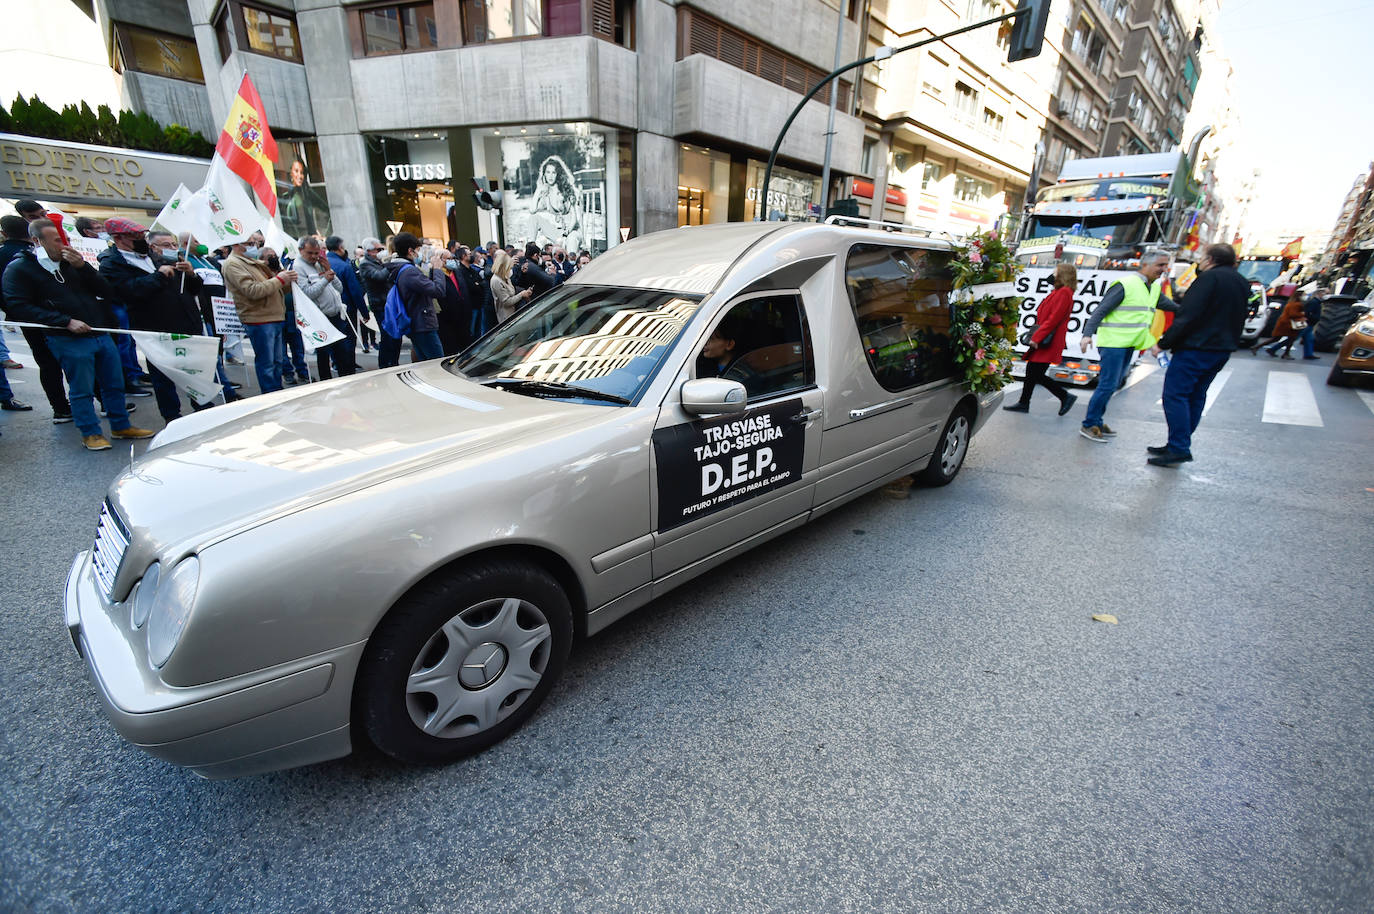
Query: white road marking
xmin=1123 ymin=363 xmax=1157 ymax=389
xmin=1358 ymin=390 xmax=1374 ymax=417
xmin=1151 ymin=369 xmax=1229 ymax=416
xmin=1262 ymin=372 xmax=1323 ymax=427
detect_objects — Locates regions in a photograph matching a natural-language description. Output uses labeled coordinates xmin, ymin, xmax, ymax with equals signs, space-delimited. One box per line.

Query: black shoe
xmin=227 ymin=381 xmax=243 ymax=390
xmin=1002 ymin=403 xmax=1030 ymax=412
xmin=1058 ymin=393 xmax=1078 ymax=416
xmin=1146 ymin=444 xmax=1171 ymax=455
xmin=1 ymin=398 xmax=32 ymax=411
xmin=52 ymin=408 xmax=73 ymax=424
xmin=125 ymin=387 xmax=153 ymax=397
xmin=99 ymin=402 xmax=137 ymax=417
xmin=1302 ymin=356 xmax=1320 ymax=360
xmin=1147 ymin=451 xmax=1193 ymax=467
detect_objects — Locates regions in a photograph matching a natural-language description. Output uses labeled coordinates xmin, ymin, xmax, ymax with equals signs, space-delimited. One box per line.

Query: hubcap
xmin=405 ymin=597 xmax=551 ymax=739
xmin=941 ymin=416 xmax=969 ymax=474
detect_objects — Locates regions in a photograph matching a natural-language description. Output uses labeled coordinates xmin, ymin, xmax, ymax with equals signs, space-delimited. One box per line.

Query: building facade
xmin=150 ymin=0 xmax=864 ymax=253
xmin=853 ymin=0 xmax=1058 ymax=238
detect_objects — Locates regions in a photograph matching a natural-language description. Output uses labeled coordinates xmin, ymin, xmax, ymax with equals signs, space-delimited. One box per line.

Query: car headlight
xmin=1356 ymin=321 xmax=1374 ymax=337
xmin=147 ymin=556 xmax=200 ymax=668
xmin=130 ymin=561 xmax=160 ymax=629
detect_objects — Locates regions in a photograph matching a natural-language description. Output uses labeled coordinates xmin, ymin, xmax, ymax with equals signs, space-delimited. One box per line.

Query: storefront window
xmin=678 ymin=146 xmax=730 ymax=226
xmin=745 ymin=161 xmax=821 ymax=222
xmin=369 ymin=133 xmax=455 ymax=242
xmin=499 ymin=128 xmax=613 ymax=255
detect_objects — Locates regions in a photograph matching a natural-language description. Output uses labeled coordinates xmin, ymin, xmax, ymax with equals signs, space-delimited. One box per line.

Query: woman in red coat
xmin=1004 ymin=262 xmax=1078 ymax=415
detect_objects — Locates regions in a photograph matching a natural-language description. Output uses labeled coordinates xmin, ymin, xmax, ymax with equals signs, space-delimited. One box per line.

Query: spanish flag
xmin=215 ymin=74 xmax=280 ymax=215
xmin=1280 ymin=236 xmax=1303 ymax=259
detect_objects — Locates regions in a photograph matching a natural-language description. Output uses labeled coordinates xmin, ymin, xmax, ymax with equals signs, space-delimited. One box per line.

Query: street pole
xmin=758 ymin=8 xmax=1024 ymax=221
xmin=818 ymin=0 xmax=847 ymax=217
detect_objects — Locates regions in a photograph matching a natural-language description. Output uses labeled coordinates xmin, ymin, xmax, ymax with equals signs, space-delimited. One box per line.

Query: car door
xmin=815 ymin=243 xmax=960 ymax=508
xmin=650 ymin=291 xmax=824 ymax=589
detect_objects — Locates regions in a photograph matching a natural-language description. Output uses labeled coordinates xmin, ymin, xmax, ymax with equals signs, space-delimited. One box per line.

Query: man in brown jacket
xmin=221 ymin=231 xmax=296 ymax=394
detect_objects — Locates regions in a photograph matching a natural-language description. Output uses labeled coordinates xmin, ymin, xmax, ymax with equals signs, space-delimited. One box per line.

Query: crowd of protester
xmin=0 ymin=196 xmax=596 ymax=450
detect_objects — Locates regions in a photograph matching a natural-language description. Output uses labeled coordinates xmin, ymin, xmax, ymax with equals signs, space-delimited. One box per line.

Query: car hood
xmin=108 ymin=363 xmax=612 ymax=554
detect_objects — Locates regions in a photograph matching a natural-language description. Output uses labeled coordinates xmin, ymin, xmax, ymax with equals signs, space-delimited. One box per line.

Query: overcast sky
xmin=1214 ymin=0 xmax=1374 ymax=241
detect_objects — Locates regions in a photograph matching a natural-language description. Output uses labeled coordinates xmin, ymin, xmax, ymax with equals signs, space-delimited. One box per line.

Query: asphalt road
xmin=1 ymin=344 xmax=1370 ymax=913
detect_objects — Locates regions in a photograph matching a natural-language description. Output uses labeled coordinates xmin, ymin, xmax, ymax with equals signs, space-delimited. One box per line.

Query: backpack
xmin=382 ymin=264 xmax=415 ymax=339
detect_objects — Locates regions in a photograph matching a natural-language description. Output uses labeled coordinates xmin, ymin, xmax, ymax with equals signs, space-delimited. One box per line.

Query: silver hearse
xmin=65 ymin=221 xmax=1002 ymax=778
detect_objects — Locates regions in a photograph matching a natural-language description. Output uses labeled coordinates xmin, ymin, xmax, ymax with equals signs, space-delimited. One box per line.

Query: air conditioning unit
xmin=1056 ymin=103 xmax=1072 ymax=117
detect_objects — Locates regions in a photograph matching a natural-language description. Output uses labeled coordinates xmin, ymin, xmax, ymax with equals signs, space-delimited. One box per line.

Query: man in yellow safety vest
xmin=1077 ymin=251 xmax=1172 ymax=443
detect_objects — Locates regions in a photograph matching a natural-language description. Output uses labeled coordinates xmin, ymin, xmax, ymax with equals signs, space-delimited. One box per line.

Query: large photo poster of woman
xmin=276 ymin=139 xmax=331 ymax=240
xmin=500 ymin=133 xmax=607 ymax=255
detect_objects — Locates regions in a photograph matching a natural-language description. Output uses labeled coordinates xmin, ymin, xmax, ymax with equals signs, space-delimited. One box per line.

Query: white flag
xmin=128 ymin=331 xmax=223 ymax=405
xmin=151 ymin=183 xmax=197 ymax=238
xmin=187 ymin=168 xmax=266 ymax=250
xmin=291 ymin=284 xmax=345 ymax=354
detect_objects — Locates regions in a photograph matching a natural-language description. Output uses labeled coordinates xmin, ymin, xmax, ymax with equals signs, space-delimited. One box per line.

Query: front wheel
xmin=919 ymin=408 xmax=972 ymax=487
xmin=1327 ymin=362 xmax=1352 ymax=387
xmin=355 ymin=558 xmax=573 ymax=766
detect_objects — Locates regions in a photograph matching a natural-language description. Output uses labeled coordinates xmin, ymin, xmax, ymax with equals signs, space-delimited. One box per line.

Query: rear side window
xmin=844 ymin=244 xmax=955 ymax=390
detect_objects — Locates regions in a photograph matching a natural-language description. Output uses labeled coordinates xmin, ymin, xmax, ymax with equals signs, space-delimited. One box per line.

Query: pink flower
xmin=970 ymin=251 xmax=983 ymax=264
xmin=988 ymin=314 xmax=1002 ymax=325
xmin=975 ymin=348 xmax=986 ymax=360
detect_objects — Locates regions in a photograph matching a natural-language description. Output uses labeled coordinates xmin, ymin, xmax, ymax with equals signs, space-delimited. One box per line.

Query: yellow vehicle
xmin=1326 ymin=301 xmax=1374 ymax=387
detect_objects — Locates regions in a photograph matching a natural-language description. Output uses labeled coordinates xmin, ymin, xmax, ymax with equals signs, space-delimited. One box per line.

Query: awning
xmin=1032 ymin=198 xmax=1157 ymax=218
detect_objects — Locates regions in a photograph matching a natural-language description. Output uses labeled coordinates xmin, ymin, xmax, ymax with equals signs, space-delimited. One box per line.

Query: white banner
xmin=211 ymin=295 xmax=244 ymax=336
xmin=291 ymin=283 xmax=345 ymax=353
xmin=1012 ymin=268 xmax=1136 ymax=362
xmin=128 ymin=331 xmax=222 ymax=405
xmin=67 ymin=236 xmax=106 ymax=267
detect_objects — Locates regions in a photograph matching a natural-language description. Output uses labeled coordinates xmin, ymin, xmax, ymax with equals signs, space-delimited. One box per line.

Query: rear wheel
xmin=355 ymin=558 xmax=572 ymax=765
xmin=919 ymin=408 xmax=972 ymax=487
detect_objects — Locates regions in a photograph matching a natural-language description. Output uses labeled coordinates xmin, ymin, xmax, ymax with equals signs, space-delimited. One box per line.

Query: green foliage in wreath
xmin=949 ymin=230 xmax=1022 ymax=393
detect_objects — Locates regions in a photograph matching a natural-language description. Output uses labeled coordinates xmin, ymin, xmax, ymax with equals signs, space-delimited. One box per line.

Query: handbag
xmin=1019 ymin=329 xmax=1037 ymax=348
xmin=1290 ymin=319 xmax=1308 ymax=330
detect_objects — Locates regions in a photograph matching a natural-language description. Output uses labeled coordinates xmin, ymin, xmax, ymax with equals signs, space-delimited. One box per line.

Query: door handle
xmin=789 ymin=408 xmax=823 ymax=425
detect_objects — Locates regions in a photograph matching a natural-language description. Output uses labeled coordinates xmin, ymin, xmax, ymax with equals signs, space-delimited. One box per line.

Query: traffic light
xmin=471 ymin=177 xmax=503 ymax=211
xmin=1007 ymin=0 xmax=1050 ymax=62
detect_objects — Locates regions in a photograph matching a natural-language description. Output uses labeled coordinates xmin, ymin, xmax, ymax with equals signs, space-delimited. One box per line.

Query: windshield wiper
xmin=483 ymin=379 xmax=631 ymax=405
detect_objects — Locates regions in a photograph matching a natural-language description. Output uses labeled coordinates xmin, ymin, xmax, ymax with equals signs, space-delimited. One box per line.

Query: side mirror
xmin=680 ymin=377 xmax=747 ymax=416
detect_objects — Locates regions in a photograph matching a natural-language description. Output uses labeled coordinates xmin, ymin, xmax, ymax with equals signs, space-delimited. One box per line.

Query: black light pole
xmin=757 ymin=8 xmax=1029 ymax=222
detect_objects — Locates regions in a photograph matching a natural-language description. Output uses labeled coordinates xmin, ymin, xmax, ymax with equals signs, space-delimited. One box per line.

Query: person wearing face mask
xmin=1 ymin=219 xmax=155 ymax=449
xmin=383 ymin=232 xmax=448 ymax=362
xmin=0 ymin=214 xmax=67 ymax=418
xmin=294 ymin=235 xmax=357 ymax=379
xmin=221 ymin=231 xmax=296 ymax=394
xmin=97 ymin=223 xmax=234 ymax=421
xmin=434 ymin=247 xmax=469 ymax=356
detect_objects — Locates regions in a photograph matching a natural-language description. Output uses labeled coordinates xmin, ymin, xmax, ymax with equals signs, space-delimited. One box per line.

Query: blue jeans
xmin=281 ymin=308 xmax=310 ymax=380
xmin=243 ymin=322 xmax=285 ymax=394
xmin=45 ymin=334 xmax=130 ymax=436
xmin=1160 ymin=349 xmax=1230 ymax=456
xmin=409 ymin=329 xmax=444 ymax=362
xmin=0 ymin=364 xmax=12 ymax=401
xmin=1082 ymin=346 xmax=1133 ymax=429
xmin=377 ymin=332 xmax=403 ymax=369
xmin=1300 ymin=325 xmax=1315 ymax=358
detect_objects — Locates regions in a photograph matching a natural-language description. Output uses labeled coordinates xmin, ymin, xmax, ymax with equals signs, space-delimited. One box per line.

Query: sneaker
xmin=1080 ymin=426 xmax=1109 ymax=443
xmin=1058 ymin=393 xmax=1078 ymax=416
xmin=1147 ymin=451 xmax=1192 ymax=467
xmin=1099 ymin=424 xmax=1117 ymax=437
xmin=109 ymin=426 xmax=156 ymax=440
xmin=1146 ymin=444 xmax=1172 ymax=455
xmin=1 ymin=398 xmax=32 ymax=411
xmin=1002 ymin=403 xmax=1030 ymax=413
xmin=2 ymin=358 xmax=22 ymax=369
xmin=99 ymin=402 xmax=136 ymax=417
xmin=125 ymin=386 xmax=153 ymax=397
xmin=82 ymin=434 xmax=112 ymax=451
xmin=283 ymin=375 xmax=299 ymax=386
xmin=52 ymin=408 xmax=73 ymax=424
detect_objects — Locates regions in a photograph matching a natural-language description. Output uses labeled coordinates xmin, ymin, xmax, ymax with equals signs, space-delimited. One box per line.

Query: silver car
xmin=65 ymin=221 xmax=1002 ymax=778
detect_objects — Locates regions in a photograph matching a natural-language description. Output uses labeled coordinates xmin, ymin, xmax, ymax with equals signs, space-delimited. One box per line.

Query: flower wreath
xmin=949 ymin=230 xmax=1022 ymax=393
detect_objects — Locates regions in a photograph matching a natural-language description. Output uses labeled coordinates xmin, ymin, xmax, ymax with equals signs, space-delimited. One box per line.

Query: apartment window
xmin=982 ymin=107 xmax=1005 ymax=137
xmin=921 ymin=162 xmax=943 ymax=190
xmin=893 ymin=152 xmax=911 ymax=173
xmin=214 ymin=7 xmax=233 ymax=62
xmin=954 ymin=81 xmax=979 ymax=117
xmin=241 ymin=3 xmax=302 ymax=62
xmin=112 ymin=24 xmax=205 ymax=83
xmin=1141 ymin=44 xmax=1164 ymax=92
xmin=361 ymin=3 xmax=437 ymax=55
xmin=1072 ymin=16 xmax=1106 ymax=73
xmin=677 ymin=9 xmax=852 ymax=110
xmin=954 ymin=173 xmax=993 ymax=202
xmin=860 ymin=138 xmax=876 ymax=175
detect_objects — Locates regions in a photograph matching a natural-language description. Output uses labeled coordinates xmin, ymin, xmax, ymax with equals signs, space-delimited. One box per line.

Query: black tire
xmin=1327 ymin=362 xmax=1352 ymax=387
xmin=355 ymin=558 xmax=573 ymax=766
xmin=918 ymin=407 xmax=973 ymax=487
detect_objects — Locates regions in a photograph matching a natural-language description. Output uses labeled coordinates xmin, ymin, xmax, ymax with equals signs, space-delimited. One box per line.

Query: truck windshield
xmin=1026 ymin=214 xmax=1151 ymax=245
xmin=1237 ymin=260 xmax=1283 ymax=286
xmin=449 ymin=284 xmax=703 ymax=405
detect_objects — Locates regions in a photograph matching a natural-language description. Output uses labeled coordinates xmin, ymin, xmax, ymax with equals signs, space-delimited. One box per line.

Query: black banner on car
xmin=653 ymin=398 xmax=805 ymax=531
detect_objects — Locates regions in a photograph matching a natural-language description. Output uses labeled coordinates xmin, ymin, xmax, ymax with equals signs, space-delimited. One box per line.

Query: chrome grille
xmin=91 ymin=501 xmax=129 ymax=600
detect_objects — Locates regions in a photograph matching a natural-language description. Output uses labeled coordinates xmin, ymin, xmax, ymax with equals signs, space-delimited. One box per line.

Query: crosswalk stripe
xmin=1262 ymin=372 xmax=1323 ymax=427
xmin=1358 ymin=391 xmax=1374 ymax=417
xmin=1152 ymin=369 xmax=1230 ymax=416
xmin=1123 ymin=363 xmax=1157 ymax=389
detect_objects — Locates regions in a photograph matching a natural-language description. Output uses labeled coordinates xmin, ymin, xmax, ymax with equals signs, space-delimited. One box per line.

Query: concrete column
xmin=869 ymin=129 xmax=894 ymax=223
xmin=317 ymin=133 xmax=378 ymax=247
xmin=636 ymin=131 xmax=678 ymax=239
